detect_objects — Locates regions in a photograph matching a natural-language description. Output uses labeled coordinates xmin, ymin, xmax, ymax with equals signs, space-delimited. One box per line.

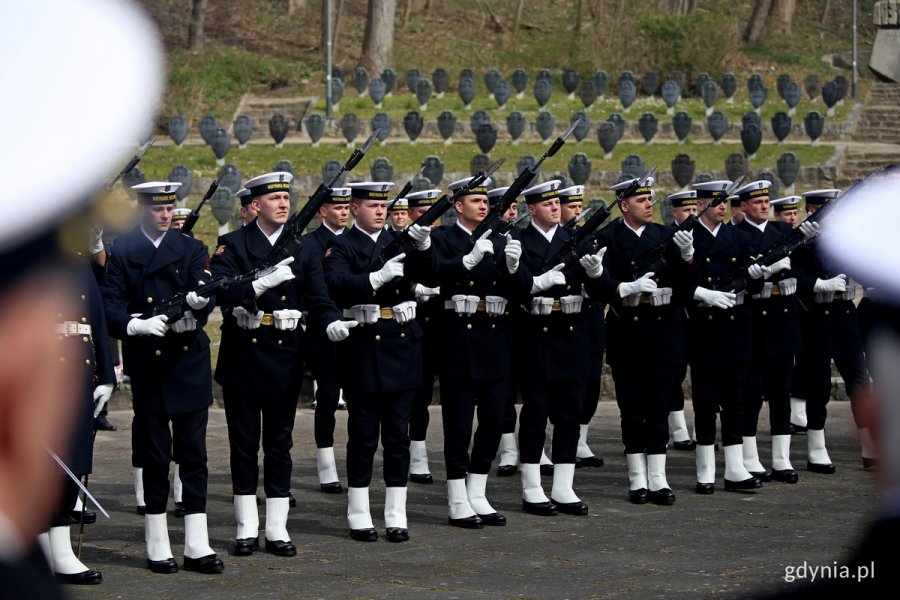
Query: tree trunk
xmin=575 ymin=0 xmax=584 ymax=34
xmin=821 ymin=0 xmax=832 ymax=25
xmin=359 ymin=0 xmax=396 ymax=75
xmin=512 ymin=0 xmax=525 ymax=33
xmin=187 ymin=0 xmax=208 ymax=53
xmin=773 ymin=0 xmax=796 ymax=33
xmin=403 ymin=0 xmax=413 ymax=28
xmin=288 ymin=0 xmax=308 ymax=18
xmin=333 ymin=0 xmax=344 ymax=58
xmin=743 ymin=0 xmax=773 ymax=43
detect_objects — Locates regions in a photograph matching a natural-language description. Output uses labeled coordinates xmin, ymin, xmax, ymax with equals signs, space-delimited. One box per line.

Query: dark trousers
xmin=670 ymin=362 xmax=688 ymax=412
xmin=223 ymin=388 xmax=298 ymax=497
xmin=806 ymin=353 xmax=869 ymax=430
xmin=501 ymin=378 xmax=519 ymax=434
xmin=743 ymin=357 xmax=794 ymax=436
xmin=440 ymin=377 xmax=507 ymax=479
xmin=131 ymin=414 xmax=145 ymax=468
xmin=518 ymin=379 xmax=585 ymax=464
xmin=690 ymin=364 xmax=747 ymax=447
xmin=346 ymin=388 xmax=415 ymax=487
xmin=135 ymin=408 xmax=208 ymax=515
xmin=312 ymin=358 xmax=342 ymax=449
xmin=409 ymin=376 xmax=434 ymax=441
xmin=611 ymin=363 xmax=674 ymax=455
xmin=51 ymin=478 xmax=81 ymax=527
xmin=580 ymin=368 xmax=603 ymax=425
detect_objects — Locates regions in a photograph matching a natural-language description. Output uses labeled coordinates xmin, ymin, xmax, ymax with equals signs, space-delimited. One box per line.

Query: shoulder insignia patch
xmin=214 ymin=245 xmax=226 ymax=256
xmin=324 ymin=247 xmax=333 ymax=258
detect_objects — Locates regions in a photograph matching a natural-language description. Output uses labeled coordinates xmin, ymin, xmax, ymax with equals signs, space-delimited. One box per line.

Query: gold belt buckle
xmin=260 ymin=314 xmax=275 ymax=326
xmin=379 ymin=307 xmax=395 ymax=319
xmin=476 ymin=301 xmax=486 ymax=312
xmin=551 ymin=301 xmax=562 ymax=312
xmin=639 ymin=294 xmax=651 ymax=304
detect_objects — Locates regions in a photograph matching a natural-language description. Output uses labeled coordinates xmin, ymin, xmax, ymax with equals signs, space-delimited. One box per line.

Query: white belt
xmin=56 ymin=322 xmax=92 ymax=336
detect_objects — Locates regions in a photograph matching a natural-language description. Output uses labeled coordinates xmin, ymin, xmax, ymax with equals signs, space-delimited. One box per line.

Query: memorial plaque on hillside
xmin=597 ymin=122 xmax=618 ymax=158
xmin=210 ymin=128 xmax=231 ymax=163
xmin=568 ymin=153 xmax=591 ymax=185
xmin=507 ymin=111 xmax=526 ymax=143
xmin=748 ymin=73 xmax=764 ymax=92
xmin=484 ymin=68 xmax=501 ymax=96
xmin=370 ymin=157 xmax=393 ymax=182
xmin=758 ymin=169 xmax=778 ymax=197
xmin=405 ymin=68 xmax=421 ymax=94
xmin=742 ymin=111 xmax=762 ymax=130
xmin=777 ymin=152 xmax=800 ymax=187
xmin=168 ymin=116 xmax=188 ymax=146
xmin=403 ymin=111 xmax=424 ymax=142
xmin=122 ymin=167 xmax=145 ymax=194
xmin=218 ymin=163 xmax=241 ymax=194
xmin=494 ymin=80 xmax=510 ymax=108
xmin=673 ymin=111 xmax=692 ymax=143
xmin=353 ymin=66 xmax=369 ymax=95
xmin=702 ymin=80 xmax=720 ymax=115
xmin=371 ymin=113 xmax=392 ymax=141
xmin=579 ymin=80 xmax=597 ymax=108
xmin=459 ymin=77 xmax=476 ymax=108
xmin=199 ymin=115 xmax=218 ymax=144
xmin=168 ymin=165 xmax=193 ymax=200
xmin=671 ymin=153 xmax=696 ymax=188
xmin=471 ymin=153 xmax=491 ymax=176
xmin=535 ymin=111 xmax=556 ymax=142
xmin=433 ymin=68 xmax=449 ymax=96
xmin=622 ymin=154 xmax=646 ymax=179
xmin=708 ymin=111 xmax=728 ymax=142
xmin=475 ymin=123 xmax=498 ymax=154
xmin=777 ymin=74 xmax=792 ymax=100
xmin=671 ymin=70 xmax=687 ymax=94
xmin=749 ymin=85 xmax=767 ymax=111
xmin=563 ymin=69 xmax=580 ymax=97
xmin=330 ymin=77 xmax=344 ymax=109
xmin=618 ymin=79 xmax=637 ymax=109
xmin=725 ymin=152 xmax=748 ymax=181
xmin=619 ymin=70 xmax=636 ymax=87
xmin=511 ymin=68 xmax=528 ymax=96
xmin=411 ymin=177 xmax=432 ymax=193
xmin=322 ymin=160 xmax=345 ymax=187
xmin=804 ymin=111 xmax=824 ymax=144
xmin=642 ymin=71 xmax=660 ymax=96
xmin=534 ymin=78 xmax=552 ymax=109
xmin=593 ymin=70 xmax=609 ymax=97
xmin=339 ymin=113 xmax=360 ymax=145
xmin=331 ymin=68 xmax=344 ymax=82
xmin=834 ymin=75 xmax=848 ymax=101
xmin=694 ymin=72 xmax=710 ymax=97
xmin=741 ymin=123 xmax=762 ymax=157
xmin=274 ymin=159 xmax=296 ymax=180
xmin=470 ymin=110 xmax=491 ymax=134
xmin=233 ymin=115 xmax=253 ymax=148
xmin=304 ymin=114 xmax=325 ymax=146
xmin=369 ymin=78 xmax=386 ymax=107
xmin=415 ymin=79 xmax=432 ymax=109
xmin=608 ymin=112 xmax=626 ymax=141
xmin=571 ymin=112 xmax=590 ymax=142
xmin=459 ymin=68 xmax=474 ymax=82
xmin=517 ymin=155 xmax=539 ymax=186
xmin=721 ymin=73 xmax=737 ymax=101
xmin=536 ymin=69 xmax=552 ymax=85
xmin=638 ymin=112 xmax=658 ymax=143
xmin=805 ymin=73 xmax=821 ymax=100
xmin=771 ymin=111 xmax=792 ymax=142
xmin=210 ymin=187 xmax=235 ymax=226
xmin=784 ymin=81 xmax=802 ymax=113
xmin=822 ymin=81 xmax=839 ymax=115
xmin=694 ymin=172 xmax=713 ymax=185
xmin=422 ymin=155 xmax=444 ymax=186
xmin=438 ymin=110 xmax=457 ymax=143
xmin=662 ymin=80 xmax=680 ymax=112
xmin=381 ymin=68 xmax=396 ymax=95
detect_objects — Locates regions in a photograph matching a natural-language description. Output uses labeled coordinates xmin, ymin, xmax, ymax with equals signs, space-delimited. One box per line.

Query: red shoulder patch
xmin=324 ymin=247 xmax=333 ymax=258
xmin=213 ymin=245 xmax=226 ymax=256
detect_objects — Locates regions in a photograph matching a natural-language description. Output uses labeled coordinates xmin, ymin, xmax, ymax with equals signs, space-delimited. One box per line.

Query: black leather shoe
xmin=648 ymin=488 xmax=676 ymax=505
xmin=807 ymin=461 xmax=836 ymax=474
xmin=136 ymin=505 xmax=147 ymax=516
xmin=724 ymin=476 xmax=763 ymax=491
xmin=628 ymin=488 xmax=649 ymax=504
xmin=350 ymin=528 xmax=378 ymax=542
xmin=264 ymin=539 xmax=296 ymax=556
xmin=320 ymin=482 xmax=343 ymax=494
xmin=183 ymin=554 xmax=224 ymax=574
xmin=288 ymin=492 xmax=296 ymax=508
xmin=539 ymin=464 xmax=554 ymax=476
xmin=750 ymin=469 xmax=772 ymax=483
xmin=449 ymin=515 xmax=483 ymax=529
xmin=496 ymin=464 xmax=517 ymax=477
xmin=551 ymin=499 xmax=589 ymax=515
xmin=522 ymin=501 xmax=557 ymax=516
xmin=574 ymin=455 xmax=605 ymax=468
xmin=695 ymin=482 xmax=715 ymax=495
xmin=71 ymin=507 xmax=96 ymax=524
xmin=477 ymin=512 xmax=507 ymax=526
xmin=56 ymin=569 xmax=102 ymax=585
xmin=863 ymin=457 xmax=879 ymax=472
xmin=256 ymin=496 xmax=262 ymax=506
xmin=409 ymin=473 xmax=433 ymax=485
xmin=790 ymin=423 xmax=808 ymax=434
xmin=233 ymin=537 xmax=258 ymax=556
xmin=771 ymin=469 xmax=799 ymax=483
xmin=147 ymin=558 xmax=178 ymax=574
xmin=95 ymin=416 xmax=117 ymax=432
xmin=173 ymin=502 xmax=186 ymax=518
xmin=672 ymin=440 xmax=697 ymax=451
xmin=385 ymin=528 xmax=409 ymax=543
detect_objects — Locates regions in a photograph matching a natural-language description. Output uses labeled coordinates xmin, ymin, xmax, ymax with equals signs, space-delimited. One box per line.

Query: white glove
xmin=747 ymin=263 xmax=770 ymax=280
xmin=252 ymin=257 xmax=296 ymax=296
xmin=694 ymin=286 xmax=736 ymax=309
xmin=89 ymin=224 xmax=105 ymax=255
xmin=170 ymin=311 xmax=198 ymax=333
xmin=579 ymin=247 xmax=606 ymax=279
xmin=370 ymin=253 xmax=406 ymax=290
xmin=799 ymin=221 xmax=820 ymax=241
xmin=531 ymin=264 xmax=566 ymax=293
xmin=814 ymin=274 xmax=847 ymax=293
xmin=673 ymin=229 xmax=694 ymax=262
xmin=408 ymin=223 xmax=432 ymax=251
xmin=92 ymin=384 xmax=114 ymax=419
xmin=414 ymin=284 xmax=440 ymax=301
xmin=768 ymin=256 xmax=791 ymax=274
xmin=463 ymin=230 xmax=494 ymax=270
xmin=186 ymin=283 xmax=210 ymax=310
xmin=326 ymin=319 xmax=358 ymax=342
xmin=619 ymin=272 xmax=658 ymax=297
xmin=504 ymin=234 xmax=521 ymax=274
xmin=126 ymin=314 xmax=168 ymax=337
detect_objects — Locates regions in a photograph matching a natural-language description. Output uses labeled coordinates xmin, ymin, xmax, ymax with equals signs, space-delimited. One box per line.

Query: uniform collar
xmin=700 ymin=220 xmax=722 ymax=237
xmin=322 ymin=221 xmax=344 ymax=235
xmin=530 ymin=221 xmax=558 ymax=243
xmin=746 ymin=218 xmax=768 ymax=233
xmin=354 ymin=222 xmax=381 ymax=243
xmin=256 ymin=219 xmax=284 ymax=246
xmin=623 ymin=219 xmax=646 ymax=237
xmin=141 ymin=226 xmax=166 ymax=248
xmin=455 ymin=221 xmax=475 ymax=236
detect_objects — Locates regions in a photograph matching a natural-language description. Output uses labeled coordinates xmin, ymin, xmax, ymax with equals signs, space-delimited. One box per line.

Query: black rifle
xmin=386 ymin=166 xmax=426 ymax=213
xmin=261 ymin=128 xmax=380 ymax=268
xmin=145 ymin=270 xmax=271 ymax=324
xmin=378 ymin=158 xmax=505 ymax=264
xmin=179 ymin=179 xmax=219 ymax=235
xmin=540 ymin=199 xmax=614 ymax=271
xmin=563 ymin=206 xmax=592 ymax=229
xmin=469 ymin=119 xmax=582 ymax=247
xmin=104 ymin=138 xmax=155 ymax=190
xmin=496 ymin=213 xmax=530 ymax=236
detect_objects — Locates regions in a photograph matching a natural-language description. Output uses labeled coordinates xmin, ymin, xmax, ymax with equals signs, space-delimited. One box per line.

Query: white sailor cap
xmin=486 ymin=186 xmax=509 ymax=207
xmin=668 ymin=190 xmax=698 ymax=207
xmin=523 ymin=180 xmax=561 ymax=204
xmin=803 ymin=188 xmax=841 ymax=206
xmin=132 ymin=181 xmax=182 ymax=205
xmin=407 ymin=188 xmax=443 ymax=208
xmin=171 ymin=207 xmax=192 ymax=221
xmin=692 ymin=180 xmax=733 ymax=199
xmin=235 ymin=188 xmax=252 ymax=206
xmin=558 ymin=185 xmax=585 ymax=203
xmin=448 ymin=176 xmax=492 ymax=196
xmin=348 ymin=181 xmax=395 ymax=201
xmin=734 ymin=180 xmax=772 ymax=201
xmin=610 ymin=177 xmax=655 ymax=198
xmin=244 ymin=172 xmax=293 ymax=198
xmin=389 ymin=198 xmax=409 ymax=211
xmin=326 ymin=187 xmax=351 ymax=205
xmin=771 ymin=196 xmax=801 ymax=212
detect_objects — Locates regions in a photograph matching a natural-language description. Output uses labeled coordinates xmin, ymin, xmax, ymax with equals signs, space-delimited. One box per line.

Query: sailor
xmin=236 ymin=188 xmax=257 ymax=226
xmin=170 ymin=208 xmax=192 ymax=231
xmin=771 ymin=196 xmax=801 ymax=228
xmin=387 ymin=197 xmax=409 ymax=232
xmin=729 ymin=194 xmax=744 ymax=225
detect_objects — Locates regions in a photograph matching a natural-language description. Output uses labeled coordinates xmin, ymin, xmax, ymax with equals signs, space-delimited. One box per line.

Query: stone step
xmin=232 ymin=96 xmax=317 ymax=134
